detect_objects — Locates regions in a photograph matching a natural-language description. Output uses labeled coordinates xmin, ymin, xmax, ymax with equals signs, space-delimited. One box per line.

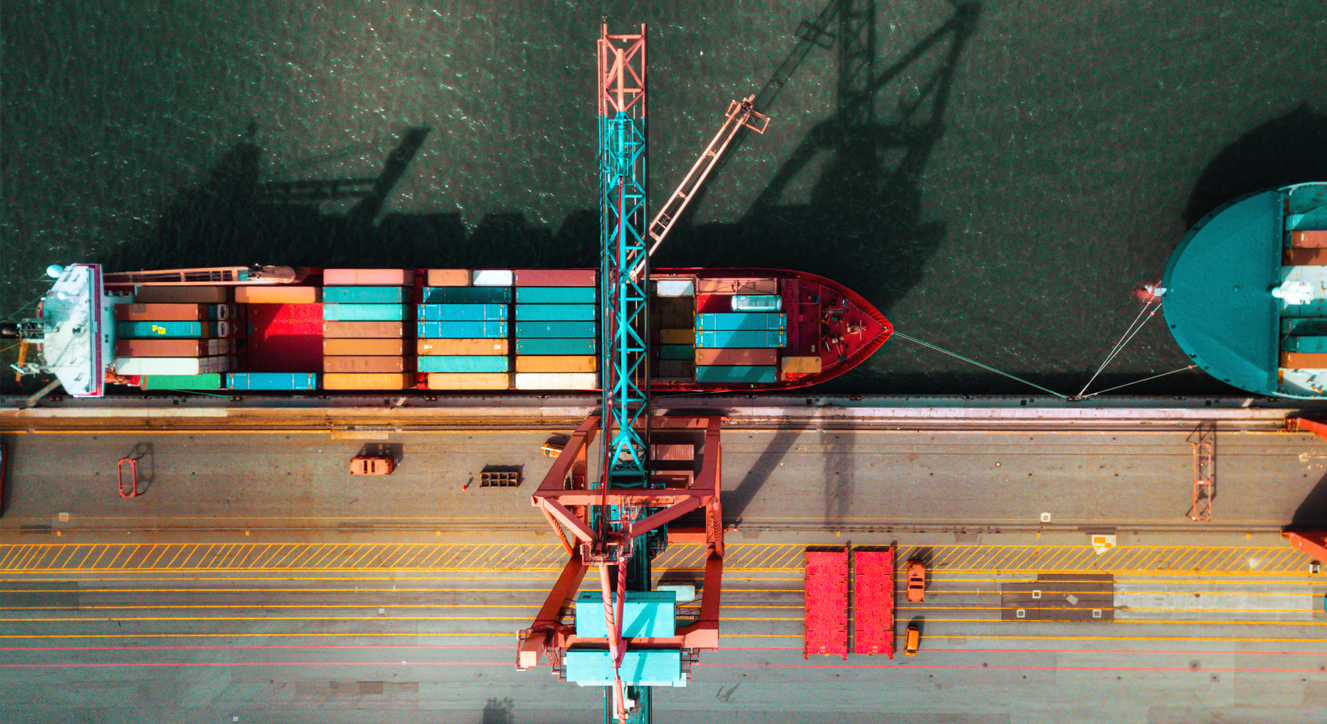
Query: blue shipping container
xmin=515 ymin=304 xmax=597 ymax=321
xmin=323 ymin=286 xmax=409 ymax=304
xmin=417 ymin=321 xmax=509 ymax=339
xmin=227 ymin=372 xmax=319 ymax=391
xmin=695 ymin=329 xmax=787 ymax=348
xmin=516 ymin=338 xmax=597 ymax=355
xmin=116 ymin=321 xmax=213 ymax=338
xmin=515 ymin=286 xmax=596 ymax=304
xmin=323 ymin=304 xmax=406 ymax=322
xmin=417 ymin=356 xmax=510 ymax=373
xmin=421 ymin=286 xmax=512 ymax=304
xmin=695 ymin=365 xmax=778 ymax=384
xmin=417 ymin=304 xmax=508 ymax=321
xmin=516 ymin=321 xmax=596 ymax=338
xmin=1284 ymin=336 xmax=1327 ymax=353
xmin=695 ymin=312 xmax=786 ymax=332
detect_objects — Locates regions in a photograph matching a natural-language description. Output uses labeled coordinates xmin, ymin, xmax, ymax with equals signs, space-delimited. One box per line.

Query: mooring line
xmin=891 ymin=331 xmax=1069 ymax=399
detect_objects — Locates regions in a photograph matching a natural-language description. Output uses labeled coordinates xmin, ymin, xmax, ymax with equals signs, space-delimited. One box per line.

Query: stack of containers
xmin=694 ymin=308 xmax=787 ymax=385
xmin=655 ymin=279 xmax=697 ymax=380
xmin=513 ymin=269 xmax=598 ymax=390
xmin=418 ymin=269 xmax=511 ymax=390
xmin=113 ymin=286 xmax=243 ymax=391
xmin=320 ymin=269 xmax=414 ymax=391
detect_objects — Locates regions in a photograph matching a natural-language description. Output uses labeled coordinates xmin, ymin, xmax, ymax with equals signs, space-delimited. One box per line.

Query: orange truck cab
xmin=904 ymin=623 xmax=921 ymax=656
xmin=350 ymin=456 xmax=394 ymax=475
xmin=906 ymin=560 xmax=926 ymax=602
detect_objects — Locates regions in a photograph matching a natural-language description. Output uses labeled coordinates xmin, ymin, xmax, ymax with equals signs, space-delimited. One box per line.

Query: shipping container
xmin=417 ymin=321 xmax=508 ymax=339
xmin=140 ymin=373 xmax=223 ymax=390
xmin=695 ymin=329 xmax=787 ymax=348
xmin=422 ymin=286 xmax=511 ymax=304
xmin=322 ymin=338 xmax=411 ymax=356
xmin=1281 ymin=352 xmax=1327 ymax=368
xmin=1291 ymin=230 xmax=1327 ymax=248
xmin=515 ymin=304 xmax=596 ymax=321
xmin=515 ymin=286 xmax=597 ymax=304
xmin=323 ymin=269 xmax=411 ymax=286
xmin=731 ymin=294 xmax=783 ymax=312
xmin=322 ymin=372 xmax=413 ymax=390
xmin=657 ymin=360 xmax=694 ymax=379
xmin=227 ymin=372 xmax=319 ymax=390
xmin=659 ymin=328 xmax=694 ymax=345
xmin=417 ymin=355 xmax=510 ymax=373
xmin=513 ymin=269 xmax=597 ymax=287
xmin=659 ymin=345 xmax=693 ymax=360
xmin=695 ymin=278 xmax=779 ymax=295
xmin=515 ymin=321 xmax=596 ymax=338
xmin=426 ymin=269 xmax=471 ymax=287
xmin=322 ymin=321 xmax=404 ymax=338
xmin=425 ymin=372 xmax=511 ymax=390
xmin=323 ymin=356 xmax=413 ymax=373
xmin=114 ymin=303 xmax=224 ymax=322
xmin=472 ymin=269 xmax=514 ymax=286
xmin=1284 ymin=336 xmax=1327 ymax=353
xmin=515 ymin=355 xmax=598 ymax=373
xmin=418 ymin=338 xmax=509 ymax=356
xmin=417 ymin=303 xmax=508 ymax=321
xmin=694 ymin=347 xmax=778 ymax=366
xmin=781 ymin=356 xmax=822 ymax=375
xmin=1285 ymin=248 xmax=1327 ymax=266
xmin=134 ymin=286 xmax=230 ymax=304
xmin=695 ymin=365 xmax=778 ymax=384
xmin=115 ymin=338 xmax=209 ymax=357
xmin=516 ymin=338 xmax=596 ymax=355
xmin=323 ymin=303 xmax=407 ymax=322
xmin=323 ymin=286 xmax=409 ymax=304
xmin=513 ymin=372 xmax=598 ymax=390
xmin=115 ymin=356 xmax=231 ymax=376
xmin=116 ymin=321 xmax=216 ymax=339
xmin=655 ymin=279 xmax=695 ymax=297
xmin=696 ymin=312 xmax=787 ymax=332
xmin=235 ymin=286 xmax=321 ymax=304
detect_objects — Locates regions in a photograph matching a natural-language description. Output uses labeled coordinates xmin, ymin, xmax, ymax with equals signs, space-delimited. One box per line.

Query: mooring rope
xmin=892 ymin=331 xmax=1069 ymax=399
xmin=1076 ymin=364 xmax=1198 ymax=398
xmin=1074 ymin=300 xmax=1161 ymax=399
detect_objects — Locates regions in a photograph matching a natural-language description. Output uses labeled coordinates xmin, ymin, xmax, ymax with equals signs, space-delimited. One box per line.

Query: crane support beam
xmin=1283 ymin=530 xmax=1327 ymax=563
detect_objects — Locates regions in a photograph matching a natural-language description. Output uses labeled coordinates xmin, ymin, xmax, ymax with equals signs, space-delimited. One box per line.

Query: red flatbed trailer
xmin=803 ymin=548 xmax=849 ymax=660
xmin=852 ymin=548 xmax=895 ymax=658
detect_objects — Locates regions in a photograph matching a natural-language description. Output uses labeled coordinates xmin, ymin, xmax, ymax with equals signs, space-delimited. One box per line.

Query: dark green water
xmin=4 ymin=0 xmax=1326 ymax=396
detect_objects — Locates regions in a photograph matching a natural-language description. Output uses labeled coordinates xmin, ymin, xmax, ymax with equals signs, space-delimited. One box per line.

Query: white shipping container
xmin=472 ymin=269 xmax=514 ymax=287
xmin=115 ymin=356 xmax=231 ymax=376
xmin=656 ymin=279 xmax=695 ymax=297
xmin=513 ymin=372 xmax=598 ymax=390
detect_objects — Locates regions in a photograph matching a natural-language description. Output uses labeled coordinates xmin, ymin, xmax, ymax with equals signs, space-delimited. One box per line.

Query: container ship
xmin=4 ymin=264 xmax=891 ymax=397
xmin=1160 ymin=181 xmax=1327 ymax=398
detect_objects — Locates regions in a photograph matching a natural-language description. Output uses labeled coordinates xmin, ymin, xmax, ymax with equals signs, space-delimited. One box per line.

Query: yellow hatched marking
xmin=272 ymin=544 xmax=304 ymax=569
xmin=307 ymin=544 xmax=342 ymax=568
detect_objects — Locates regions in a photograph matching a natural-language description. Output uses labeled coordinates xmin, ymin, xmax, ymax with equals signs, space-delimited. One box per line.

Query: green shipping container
xmin=417 ymin=356 xmax=510 ymax=373
xmin=695 ymin=365 xmax=778 ymax=384
xmin=659 ymin=345 xmax=693 ymax=360
xmin=323 ymin=286 xmax=409 ymax=304
xmin=140 ymin=374 xmax=223 ymax=390
xmin=422 ymin=286 xmax=512 ymax=304
xmin=322 ymin=303 xmax=407 ymax=322
xmin=515 ymin=286 xmax=596 ymax=304
xmin=515 ymin=321 xmax=596 ymax=338
xmin=1283 ymin=336 xmax=1327 ymax=353
xmin=515 ymin=304 xmax=597 ymax=321
xmin=516 ymin=338 xmax=597 ymax=355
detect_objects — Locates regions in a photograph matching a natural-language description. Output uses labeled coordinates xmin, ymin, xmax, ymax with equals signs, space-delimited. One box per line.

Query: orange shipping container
xmin=1285 ymin=247 xmax=1327 ymax=265
xmin=418 ymin=338 xmax=509 ymax=356
xmin=515 ymin=355 xmax=598 ymax=373
xmin=426 ymin=372 xmax=511 ymax=390
xmin=426 ymin=269 xmax=471 ymax=287
xmin=1281 ymin=352 xmax=1327 ymax=368
xmin=115 ymin=339 xmax=208 ymax=357
xmin=324 ymin=269 xmax=411 ymax=286
xmin=660 ymin=329 xmax=694 ymax=345
xmin=134 ymin=286 xmax=230 ymax=304
xmin=322 ymin=356 xmax=413 ymax=373
xmin=695 ymin=277 xmax=779 ymax=295
xmin=322 ymin=321 xmax=405 ymax=338
xmin=1291 ymin=230 xmax=1327 ymax=248
xmin=780 ymin=355 xmax=822 ymax=375
xmin=322 ymin=372 xmax=414 ymax=390
xmin=235 ymin=286 xmax=321 ymax=303
xmin=322 ymin=338 xmax=411 ymax=356
xmin=115 ymin=303 xmax=218 ymax=322
xmin=694 ymin=348 xmax=778 ymax=366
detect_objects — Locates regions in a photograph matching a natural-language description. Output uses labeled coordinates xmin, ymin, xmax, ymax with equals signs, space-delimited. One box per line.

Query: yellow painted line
xmin=163 ymin=544 xmax=191 ymax=569
xmin=272 ymin=544 xmax=304 ymax=569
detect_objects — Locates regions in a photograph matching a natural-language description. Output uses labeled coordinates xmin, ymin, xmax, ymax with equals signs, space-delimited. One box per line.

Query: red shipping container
xmin=115 ymin=304 xmax=213 ymax=322
xmin=323 ymin=269 xmax=411 ymax=286
xmin=115 ymin=339 xmax=208 ymax=357
xmin=1285 ymin=248 xmax=1327 ymax=265
xmin=323 ymin=338 xmax=412 ymax=356
xmin=804 ymin=548 xmax=849 ymax=660
xmin=695 ymin=277 xmax=779 ymax=295
xmin=852 ymin=548 xmax=895 ymax=658
xmin=694 ymin=348 xmax=778 ymax=366
xmin=1291 ymin=230 xmax=1327 ymax=248
xmin=134 ymin=286 xmax=230 ymax=304
xmin=513 ymin=269 xmax=597 ymax=287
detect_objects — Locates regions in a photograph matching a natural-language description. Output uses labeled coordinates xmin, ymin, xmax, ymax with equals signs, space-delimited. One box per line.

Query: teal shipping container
xmin=515 ymin=286 xmax=596 ymax=304
xmin=116 ymin=321 xmax=214 ymax=338
xmin=417 ymin=356 xmax=510 ymax=373
xmin=323 ymin=286 xmax=409 ymax=304
xmin=515 ymin=304 xmax=596 ymax=321
xmin=323 ymin=304 xmax=406 ymax=322
xmin=227 ymin=372 xmax=319 ymax=390
xmin=417 ymin=321 xmax=508 ymax=339
xmin=695 ymin=365 xmax=778 ymax=384
xmin=659 ymin=345 xmax=693 ymax=360
xmin=517 ymin=338 xmax=597 ymax=355
xmin=696 ymin=312 xmax=786 ymax=332
xmin=695 ymin=329 xmax=787 ymax=348
xmin=141 ymin=374 xmax=222 ymax=390
xmin=730 ymin=294 xmax=783 ymax=312
xmin=1283 ymin=318 xmax=1327 ymax=335
xmin=516 ymin=321 xmax=596 ymax=338
xmin=1283 ymin=336 xmax=1327 ymax=353
xmin=418 ymin=304 xmax=508 ymax=321
xmin=422 ymin=286 xmax=512 ymax=304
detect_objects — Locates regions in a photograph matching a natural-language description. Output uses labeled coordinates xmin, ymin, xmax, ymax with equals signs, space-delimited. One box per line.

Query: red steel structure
xmin=803 ymin=547 xmax=849 ymax=659
xmin=1284 ymin=531 xmax=1327 ymax=562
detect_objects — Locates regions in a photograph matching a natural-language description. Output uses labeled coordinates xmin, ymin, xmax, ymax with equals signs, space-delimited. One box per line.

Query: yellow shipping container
xmin=659 ymin=328 xmax=694 ymax=345
xmin=418 ymin=339 xmax=509 ymax=356
xmin=516 ymin=355 xmax=598 ymax=373
xmin=235 ymin=286 xmax=321 ymax=303
xmin=426 ymin=373 xmax=511 ymax=390
xmin=780 ymin=356 xmax=822 ymax=375
xmin=322 ymin=373 xmax=413 ymax=390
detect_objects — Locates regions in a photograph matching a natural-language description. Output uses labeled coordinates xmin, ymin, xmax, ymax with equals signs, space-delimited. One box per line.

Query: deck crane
xmin=517 ymin=23 xmax=727 ymax=724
